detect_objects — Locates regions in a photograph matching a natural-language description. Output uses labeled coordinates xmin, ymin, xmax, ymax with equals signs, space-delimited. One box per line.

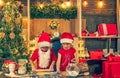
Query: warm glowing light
xmin=65 ymin=1 xmax=71 ymax=7
xmin=37 ymin=2 xmax=44 ymax=9
xmin=83 ymin=0 xmax=88 ymax=7
xmin=0 ymin=0 xmax=4 ymax=6
xmin=22 ymin=17 xmax=28 ymax=28
xmin=60 ymin=3 xmax=66 ymax=9
xmin=98 ymin=0 xmax=103 ymax=8
xmin=39 ymin=4 xmax=44 ymax=8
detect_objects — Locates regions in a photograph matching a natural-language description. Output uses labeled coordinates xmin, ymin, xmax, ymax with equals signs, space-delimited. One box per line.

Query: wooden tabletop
xmin=0 ymin=71 xmax=92 ymax=78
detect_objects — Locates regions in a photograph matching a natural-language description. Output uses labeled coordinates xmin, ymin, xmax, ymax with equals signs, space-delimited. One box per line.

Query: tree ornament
xmin=13 ymin=48 xmax=18 ymax=54
xmin=12 ymin=4 xmax=16 ymax=8
xmin=16 ymin=53 xmax=20 ymax=57
xmin=0 ymin=32 xmax=5 ymax=38
xmin=22 ymin=52 xmax=28 ymax=56
xmin=11 ymin=24 xmax=15 ymax=29
xmin=9 ymin=32 xmax=15 ymax=39
xmin=15 ymin=1 xmax=21 ymax=6
xmin=5 ymin=16 xmax=11 ymax=22
xmin=15 ymin=17 xmax=21 ymax=24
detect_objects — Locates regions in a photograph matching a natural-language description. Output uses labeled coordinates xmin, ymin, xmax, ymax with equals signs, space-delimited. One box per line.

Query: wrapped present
xmin=110 ymin=62 xmax=120 ymax=78
xmin=112 ymin=56 xmax=120 ymax=62
xmin=98 ymin=23 xmax=118 ymax=36
xmin=89 ymin=50 xmax=103 ymax=60
xmin=112 ymin=75 xmax=120 ymax=78
xmin=102 ymin=61 xmax=110 ymax=78
xmin=102 ymin=60 xmax=120 ymax=78
xmin=107 ymin=53 xmax=115 ymax=62
xmin=107 ymin=54 xmax=120 ymax=62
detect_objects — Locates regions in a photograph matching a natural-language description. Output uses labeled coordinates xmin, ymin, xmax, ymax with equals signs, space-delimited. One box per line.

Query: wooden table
xmin=0 ymin=71 xmax=92 ymax=78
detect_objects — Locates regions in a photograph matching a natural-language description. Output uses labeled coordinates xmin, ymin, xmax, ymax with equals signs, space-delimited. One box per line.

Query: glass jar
xmin=66 ymin=62 xmax=80 ymax=76
xmin=18 ymin=59 xmax=28 ymax=75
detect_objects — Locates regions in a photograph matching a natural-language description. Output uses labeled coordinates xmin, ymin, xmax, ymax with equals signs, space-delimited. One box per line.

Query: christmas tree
xmin=0 ymin=0 xmax=31 ymax=71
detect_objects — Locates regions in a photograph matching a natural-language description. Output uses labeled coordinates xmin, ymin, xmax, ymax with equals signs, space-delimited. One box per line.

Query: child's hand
xmin=31 ymin=66 xmax=36 ymax=72
xmin=32 ymin=69 xmax=36 ymax=72
xmin=56 ymin=70 xmax=61 ymax=74
xmin=49 ymin=66 xmax=54 ymax=71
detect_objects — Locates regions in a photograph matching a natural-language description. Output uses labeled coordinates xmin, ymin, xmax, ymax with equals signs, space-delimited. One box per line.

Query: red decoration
xmin=112 ymin=56 xmax=120 ymax=62
xmin=98 ymin=23 xmax=118 ymax=36
xmin=107 ymin=53 xmax=115 ymax=62
xmin=79 ymin=59 xmax=87 ymax=63
xmin=102 ymin=55 xmax=120 ymax=78
xmin=102 ymin=61 xmax=120 ymax=78
xmin=107 ymin=53 xmax=120 ymax=62
xmin=89 ymin=50 xmax=103 ymax=60
xmin=88 ymin=32 xmax=99 ymax=37
xmin=82 ymin=30 xmax=89 ymax=36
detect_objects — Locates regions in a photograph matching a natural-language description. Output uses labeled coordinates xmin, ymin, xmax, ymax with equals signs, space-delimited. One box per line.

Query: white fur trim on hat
xmin=38 ymin=41 xmax=51 ymax=47
xmin=60 ymin=38 xmax=73 ymax=44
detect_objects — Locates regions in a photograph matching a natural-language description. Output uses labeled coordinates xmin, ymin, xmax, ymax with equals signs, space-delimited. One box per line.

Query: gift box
xmin=89 ymin=50 xmax=103 ymax=60
xmin=107 ymin=54 xmax=120 ymax=62
xmin=112 ymin=56 xmax=120 ymax=62
xmin=112 ymin=75 xmax=120 ymax=78
xmin=110 ymin=62 xmax=120 ymax=78
xmin=102 ymin=60 xmax=120 ymax=78
xmin=102 ymin=61 xmax=109 ymax=78
xmin=98 ymin=23 xmax=118 ymax=36
xmin=107 ymin=53 xmax=115 ymax=62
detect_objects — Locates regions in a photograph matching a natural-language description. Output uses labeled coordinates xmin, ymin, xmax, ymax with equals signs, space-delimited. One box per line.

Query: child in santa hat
xmin=56 ymin=32 xmax=76 ymax=73
xmin=30 ymin=32 xmax=57 ymax=72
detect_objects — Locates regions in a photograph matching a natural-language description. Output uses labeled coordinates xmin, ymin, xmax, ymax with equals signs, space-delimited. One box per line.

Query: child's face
xmin=40 ymin=46 xmax=50 ymax=52
xmin=62 ymin=43 xmax=72 ymax=50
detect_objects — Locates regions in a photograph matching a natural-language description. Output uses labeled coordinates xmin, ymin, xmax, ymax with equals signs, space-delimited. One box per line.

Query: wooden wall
xmin=22 ymin=18 xmax=86 ymax=39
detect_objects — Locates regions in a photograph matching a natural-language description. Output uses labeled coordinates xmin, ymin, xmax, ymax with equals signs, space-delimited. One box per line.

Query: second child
xmin=56 ymin=32 xmax=76 ymax=73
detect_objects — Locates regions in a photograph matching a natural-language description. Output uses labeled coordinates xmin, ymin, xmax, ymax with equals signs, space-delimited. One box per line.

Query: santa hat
xmin=60 ymin=32 xmax=73 ymax=44
xmin=38 ymin=32 xmax=51 ymax=47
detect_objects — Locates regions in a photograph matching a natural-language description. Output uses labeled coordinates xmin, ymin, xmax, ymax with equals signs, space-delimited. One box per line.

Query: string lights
xmin=36 ymin=0 xmax=104 ymax=9
xmin=36 ymin=2 xmax=44 ymax=8
xmin=98 ymin=0 xmax=103 ymax=8
xmin=36 ymin=0 xmax=73 ymax=9
xmin=60 ymin=2 xmax=66 ymax=8
xmin=83 ymin=0 xmax=88 ymax=7
xmin=0 ymin=0 xmax=4 ymax=7
xmin=0 ymin=0 xmax=104 ymax=9
xmin=65 ymin=0 xmax=72 ymax=7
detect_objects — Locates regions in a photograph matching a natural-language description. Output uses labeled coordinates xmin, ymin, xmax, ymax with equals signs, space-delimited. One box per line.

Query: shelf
xmin=79 ymin=36 xmax=120 ymax=39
